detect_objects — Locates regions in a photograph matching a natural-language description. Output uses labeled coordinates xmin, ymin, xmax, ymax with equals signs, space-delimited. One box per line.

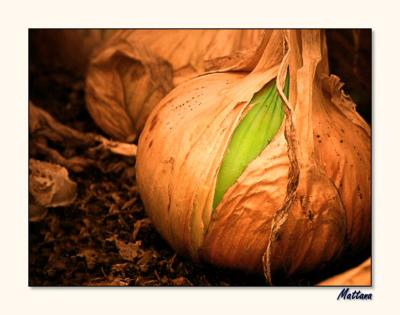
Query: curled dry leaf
xmin=29 ymin=101 xmax=94 ymax=146
xmin=86 ymin=30 xmax=268 ymax=141
xmin=29 ymin=101 xmax=137 ymax=172
xmin=94 ymin=136 xmax=137 ymax=156
xmin=107 ymin=235 xmax=142 ymax=262
xmin=136 ymin=30 xmax=371 ymax=284
xmin=29 ymin=159 xmax=77 ymax=217
xmin=318 ymin=258 xmax=371 ymax=286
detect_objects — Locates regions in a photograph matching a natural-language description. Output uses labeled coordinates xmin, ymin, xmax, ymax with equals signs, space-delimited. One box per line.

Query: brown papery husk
xmin=136 ymin=30 xmax=371 ymax=284
xmin=85 ymin=30 xmax=268 ymax=141
xmin=263 ymin=31 xmax=370 ymax=284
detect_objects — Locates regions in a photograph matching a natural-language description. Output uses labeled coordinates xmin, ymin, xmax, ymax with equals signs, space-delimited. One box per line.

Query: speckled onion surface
xmin=86 ymin=30 xmax=267 ymax=141
xmin=136 ymin=30 xmax=371 ymax=283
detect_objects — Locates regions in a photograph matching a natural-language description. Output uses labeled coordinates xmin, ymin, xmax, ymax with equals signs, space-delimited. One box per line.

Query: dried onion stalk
xmin=85 ymin=30 xmax=267 ymax=141
xmin=136 ymin=30 xmax=371 ymax=284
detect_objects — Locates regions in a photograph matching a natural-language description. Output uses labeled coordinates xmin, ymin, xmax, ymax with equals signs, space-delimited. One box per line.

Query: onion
xmin=136 ymin=30 xmax=371 ymax=283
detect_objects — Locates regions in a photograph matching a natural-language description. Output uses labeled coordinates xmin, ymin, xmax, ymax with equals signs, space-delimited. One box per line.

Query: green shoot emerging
xmin=213 ymin=76 xmax=289 ymax=209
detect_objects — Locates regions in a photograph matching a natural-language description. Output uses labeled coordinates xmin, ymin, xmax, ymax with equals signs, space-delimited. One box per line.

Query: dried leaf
xmin=29 ymin=159 xmax=77 ymax=208
xmin=95 ymin=136 xmax=137 ymax=156
xmin=117 ymin=240 xmax=141 ymax=262
xmin=29 ymin=101 xmax=137 ymax=169
xmin=107 ymin=236 xmax=142 ymax=262
xmin=137 ymin=250 xmax=154 ymax=267
xmin=132 ymin=218 xmax=151 ymax=240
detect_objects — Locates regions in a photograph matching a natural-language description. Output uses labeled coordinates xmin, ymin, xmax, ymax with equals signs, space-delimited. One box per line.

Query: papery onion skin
xmin=86 ymin=30 xmax=267 ymax=141
xmin=136 ymin=30 xmax=371 ymax=282
xmin=137 ymin=69 xmax=292 ymax=272
xmin=263 ymin=32 xmax=370 ymax=283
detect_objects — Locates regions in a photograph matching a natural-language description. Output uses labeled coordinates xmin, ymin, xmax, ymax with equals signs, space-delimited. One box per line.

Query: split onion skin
xmin=213 ymin=77 xmax=288 ymax=209
xmin=137 ymin=70 xmax=291 ymax=272
xmin=136 ymin=30 xmax=371 ymax=282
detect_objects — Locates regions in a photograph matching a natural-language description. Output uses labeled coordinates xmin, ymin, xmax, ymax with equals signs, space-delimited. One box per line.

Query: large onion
xmin=136 ymin=30 xmax=371 ymax=284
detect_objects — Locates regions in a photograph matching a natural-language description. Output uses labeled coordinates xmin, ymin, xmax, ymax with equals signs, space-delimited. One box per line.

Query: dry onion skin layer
xmin=136 ymin=30 xmax=371 ymax=284
xmin=85 ymin=30 xmax=267 ymax=141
